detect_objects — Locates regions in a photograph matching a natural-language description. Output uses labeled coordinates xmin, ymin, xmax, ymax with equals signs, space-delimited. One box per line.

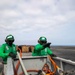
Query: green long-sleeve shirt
xmin=0 ymin=43 xmax=17 ymax=64
xmin=32 ymin=44 xmax=53 ymax=56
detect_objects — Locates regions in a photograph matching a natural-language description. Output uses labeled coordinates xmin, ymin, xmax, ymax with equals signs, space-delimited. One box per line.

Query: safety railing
xmin=53 ymin=57 xmax=75 ymax=71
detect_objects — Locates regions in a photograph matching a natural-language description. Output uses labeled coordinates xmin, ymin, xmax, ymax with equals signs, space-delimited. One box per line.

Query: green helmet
xmin=5 ymin=34 xmax=14 ymax=42
xmin=39 ymin=36 xmax=47 ymax=44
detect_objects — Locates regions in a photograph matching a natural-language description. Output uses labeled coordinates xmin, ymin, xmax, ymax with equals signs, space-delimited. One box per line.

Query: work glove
xmin=9 ymin=52 xmax=16 ymax=59
xmin=37 ymin=70 xmax=42 ymax=75
xmin=43 ymin=43 xmax=51 ymax=48
xmin=50 ymin=54 xmax=57 ymax=57
xmin=17 ymin=49 xmax=20 ymax=53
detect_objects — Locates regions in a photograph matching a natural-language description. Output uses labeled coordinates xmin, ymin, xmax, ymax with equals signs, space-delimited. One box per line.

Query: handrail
xmin=17 ymin=52 xmax=29 ymax=75
xmin=53 ymin=57 xmax=75 ymax=65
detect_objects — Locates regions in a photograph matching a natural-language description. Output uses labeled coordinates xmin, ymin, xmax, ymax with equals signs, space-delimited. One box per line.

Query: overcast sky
xmin=0 ymin=0 xmax=75 ymax=46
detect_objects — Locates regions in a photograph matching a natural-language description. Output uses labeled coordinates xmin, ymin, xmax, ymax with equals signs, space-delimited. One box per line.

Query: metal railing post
xmin=6 ymin=57 xmax=14 ymax=75
xmin=60 ymin=61 xmax=63 ymax=71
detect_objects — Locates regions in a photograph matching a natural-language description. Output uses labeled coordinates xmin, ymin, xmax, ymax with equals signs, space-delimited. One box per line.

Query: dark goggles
xmin=7 ymin=40 xmax=14 ymax=42
xmin=41 ymin=41 xmax=47 ymax=44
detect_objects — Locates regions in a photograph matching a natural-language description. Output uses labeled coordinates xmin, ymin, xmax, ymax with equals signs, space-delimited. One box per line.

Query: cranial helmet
xmin=5 ymin=34 xmax=14 ymax=42
xmin=38 ymin=36 xmax=47 ymax=44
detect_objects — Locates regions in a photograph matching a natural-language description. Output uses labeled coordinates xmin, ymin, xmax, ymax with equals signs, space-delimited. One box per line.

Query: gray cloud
xmin=0 ymin=0 xmax=75 ymax=45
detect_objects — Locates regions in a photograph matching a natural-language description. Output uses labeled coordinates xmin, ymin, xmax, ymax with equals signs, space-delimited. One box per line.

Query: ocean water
xmin=51 ymin=46 xmax=75 ymax=61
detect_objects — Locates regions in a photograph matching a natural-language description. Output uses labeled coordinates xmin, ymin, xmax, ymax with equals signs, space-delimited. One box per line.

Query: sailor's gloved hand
xmin=50 ymin=54 xmax=57 ymax=57
xmin=17 ymin=49 xmax=20 ymax=53
xmin=43 ymin=43 xmax=51 ymax=48
xmin=9 ymin=52 xmax=16 ymax=59
xmin=37 ymin=70 xmax=42 ymax=75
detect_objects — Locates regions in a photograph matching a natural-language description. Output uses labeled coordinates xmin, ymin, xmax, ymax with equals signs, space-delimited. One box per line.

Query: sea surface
xmin=51 ymin=46 xmax=75 ymax=61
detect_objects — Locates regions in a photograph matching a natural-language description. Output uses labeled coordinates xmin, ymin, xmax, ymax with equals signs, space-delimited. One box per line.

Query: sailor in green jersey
xmin=32 ymin=36 xmax=56 ymax=57
xmin=0 ymin=34 xmax=17 ymax=64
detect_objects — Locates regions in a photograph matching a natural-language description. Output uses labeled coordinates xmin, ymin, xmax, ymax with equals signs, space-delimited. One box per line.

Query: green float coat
xmin=32 ymin=44 xmax=53 ymax=56
xmin=0 ymin=43 xmax=17 ymax=64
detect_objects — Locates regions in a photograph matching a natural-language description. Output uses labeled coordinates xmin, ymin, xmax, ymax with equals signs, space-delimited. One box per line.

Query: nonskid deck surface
xmin=19 ymin=45 xmax=75 ymax=61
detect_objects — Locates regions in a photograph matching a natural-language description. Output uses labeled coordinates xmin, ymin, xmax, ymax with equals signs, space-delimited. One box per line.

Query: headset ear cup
xmin=13 ymin=39 xmax=14 ymax=42
xmin=38 ymin=40 xmax=40 ymax=43
xmin=5 ymin=39 xmax=7 ymax=42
